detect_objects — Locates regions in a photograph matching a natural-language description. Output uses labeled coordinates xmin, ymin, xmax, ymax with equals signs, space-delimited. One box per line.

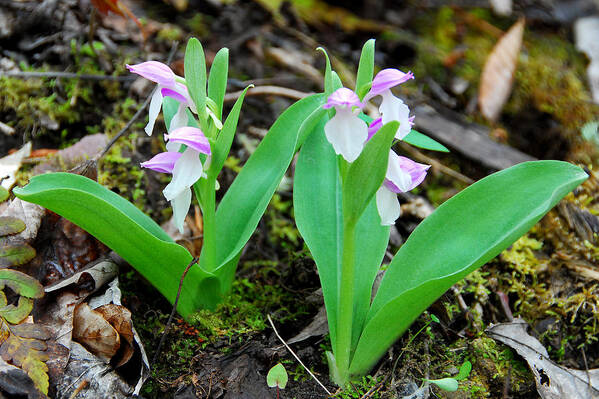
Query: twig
xmin=0 ymin=121 xmax=15 ymax=136
xmin=68 ymin=380 xmax=89 ymax=399
xmin=99 ymin=41 xmax=179 ymax=159
xmin=0 ymin=71 xmax=135 ymax=82
xmin=224 ymin=85 xmax=312 ymax=103
xmin=266 ymin=314 xmax=332 ymax=396
xmin=151 ymin=257 xmax=199 ymax=367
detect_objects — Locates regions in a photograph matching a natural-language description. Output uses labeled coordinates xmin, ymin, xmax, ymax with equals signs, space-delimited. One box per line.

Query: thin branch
xmin=398 ymin=142 xmax=474 ymax=185
xmin=99 ymin=41 xmax=179 ymax=159
xmin=0 ymin=71 xmax=135 ymax=82
xmin=151 ymin=257 xmax=199 ymax=367
xmin=224 ymin=85 xmax=312 ymax=103
xmin=266 ymin=314 xmax=332 ymax=396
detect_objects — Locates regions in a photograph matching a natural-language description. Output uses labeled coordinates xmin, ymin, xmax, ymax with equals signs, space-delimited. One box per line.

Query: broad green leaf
xmin=295 ymin=106 xmax=328 ymax=152
xmin=355 ymin=39 xmax=375 ymax=100
xmin=207 ymin=48 xmax=229 ymax=120
xmin=332 ymin=71 xmax=343 ymax=91
xmin=184 ymin=38 xmax=208 ymax=130
xmin=0 ymin=217 xmax=26 ymax=236
xmin=427 ymin=378 xmax=459 ymax=392
xmin=404 ymin=130 xmax=449 ymax=153
xmin=0 ymin=241 xmax=35 ymax=267
xmin=0 ymin=187 xmax=8 ymax=202
xmin=455 ymin=360 xmax=472 ymax=381
xmin=13 ymin=173 xmax=216 ymax=317
xmin=294 ymin=118 xmax=389 ymax=353
xmin=0 ymin=269 xmax=43 ymax=298
xmin=317 ymin=47 xmax=334 ymax=97
xmin=342 ymin=121 xmax=397 ymax=226
xmin=349 ymin=161 xmax=587 ymax=376
xmin=209 ymin=94 xmax=325 ymax=273
xmin=266 ymin=363 xmax=288 ymax=389
xmin=209 ymin=86 xmax=250 ymax=180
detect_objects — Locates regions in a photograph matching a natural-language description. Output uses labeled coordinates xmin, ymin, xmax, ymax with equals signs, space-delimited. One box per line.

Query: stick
xmin=0 ymin=71 xmax=135 ymax=82
xmin=151 ymin=257 xmax=199 ymax=367
xmin=223 ymin=86 xmax=312 ymax=103
xmin=267 ymin=314 xmax=332 ymax=396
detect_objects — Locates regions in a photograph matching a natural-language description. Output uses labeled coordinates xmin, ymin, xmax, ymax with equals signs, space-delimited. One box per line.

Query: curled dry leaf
xmin=95 ymin=304 xmax=134 ymax=368
xmin=487 ymin=318 xmax=599 ymax=398
xmin=72 ymin=303 xmax=120 ymax=363
xmin=479 ymin=18 xmax=525 ymax=122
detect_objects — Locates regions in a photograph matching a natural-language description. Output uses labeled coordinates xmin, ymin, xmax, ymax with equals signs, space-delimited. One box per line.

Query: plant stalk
xmin=335 ymin=218 xmax=357 ymax=386
xmin=194 ymin=180 xmax=217 ymax=272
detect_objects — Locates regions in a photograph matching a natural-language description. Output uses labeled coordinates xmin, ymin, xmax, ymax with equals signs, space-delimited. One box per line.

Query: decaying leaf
xmin=90 ymin=0 xmax=146 ymax=39
xmin=0 ymin=269 xmax=43 ymax=325
xmin=479 ymin=18 xmax=525 ymax=122
xmin=487 ymin=319 xmax=599 ymax=398
xmin=0 ymin=241 xmax=36 ymax=268
xmin=72 ymin=303 xmax=120 ymax=363
xmin=574 ymin=17 xmax=599 ymax=104
xmin=95 ymin=304 xmax=134 ymax=368
xmin=0 ymin=217 xmax=26 ymax=237
xmin=0 ymin=143 xmax=31 ymax=193
xmin=0 ymin=187 xmax=8 ymax=203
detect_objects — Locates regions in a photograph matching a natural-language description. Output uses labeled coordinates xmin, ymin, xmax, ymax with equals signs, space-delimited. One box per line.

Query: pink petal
xmin=398 ymin=156 xmax=430 ymax=191
xmin=165 ymin=126 xmax=211 ymax=155
xmin=140 ymin=151 xmax=182 ymax=174
xmin=367 ymin=117 xmax=383 ymax=140
xmin=126 ymin=61 xmax=177 ymax=87
xmin=367 ymin=68 xmax=414 ymax=98
xmin=161 ymin=87 xmax=188 ymax=104
xmin=323 ymin=88 xmax=363 ymax=109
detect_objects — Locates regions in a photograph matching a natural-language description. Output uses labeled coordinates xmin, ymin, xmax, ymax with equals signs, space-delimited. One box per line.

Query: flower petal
xmin=145 ymin=87 xmax=163 ymax=136
xmin=163 ymin=147 xmax=205 ymax=201
xmin=171 ymin=188 xmax=191 ymax=234
xmin=379 ymin=91 xmax=412 ymax=140
xmin=169 ymin=104 xmax=189 ymax=131
xmin=161 ymin=87 xmax=188 ymax=105
xmin=367 ymin=117 xmax=383 ymax=140
xmin=324 ymin=107 xmax=368 ymax=162
xmin=126 ymin=61 xmax=177 ymax=87
xmin=385 ymin=151 xmax=413 ymax=193
xmin=397 ymin=156 xmax=430 ymax=191
xmin=165 ymin=126 xmax=211 ymax=155
xmin=376 ymin=186 xmax=401 ymax=226
xmin=323 ymin=88 xmax=363 ymax=109
xmin=366 ymin=68 xmax=414 ymax=99
xmin=140 ymin=151 xmax=182 ymax=173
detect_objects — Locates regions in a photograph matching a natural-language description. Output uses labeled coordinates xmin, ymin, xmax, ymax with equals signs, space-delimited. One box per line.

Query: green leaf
xmin=0 ymin=217 xmax=26 ymax=236
xmin=0 ymin=241 xmax=35 ymax=267
xmin=184 ymin=38 xmax=208 ymax=130
xmin=455 ymin=360 xmax=472 ymax=381
xmin=13 ymin=173 xmax=216 ymax=317
xmin=0 ymin=297 xmax=34 ymax=324
xmin=355 ymin=39 xmax=375 ymax=100
xmin=426 ymin=378 xmax=459 ymax=392
xmin=349 ymin=161 xmax=587 ymax=376
xmin=266 ymin=363 xmax=288 ymax=389
xmin=209 ymin=94 xmax=325 ymax=275
xmin=342 ymin=121 xmax=397 ymax=226
xmin=317 ymin=47 xmax=334 ymax=96
xmin=207 ymin=48 xmax=229 ymax=120
xmin=0 ymin=269 xmax=43 ymax=299
xmin=0 ymin=187 xmax=8 ymax=202
xmin=294 ymin=117 xmax=389 ymax=353
xmin=404 ymin=130 xmax=449 ymax=152
xmin=209 ymin=86 xmax=250 ymax=180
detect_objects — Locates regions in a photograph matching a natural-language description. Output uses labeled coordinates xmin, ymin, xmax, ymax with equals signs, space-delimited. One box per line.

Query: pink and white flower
xmin=141 ymin=126 xmax=211 ymax=233
xmin=127 ymin=61 xmax=197 ymax=135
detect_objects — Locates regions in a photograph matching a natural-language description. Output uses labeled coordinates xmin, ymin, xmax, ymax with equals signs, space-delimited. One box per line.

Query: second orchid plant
xmin=293 ymin=40 xmax=588 ymax=386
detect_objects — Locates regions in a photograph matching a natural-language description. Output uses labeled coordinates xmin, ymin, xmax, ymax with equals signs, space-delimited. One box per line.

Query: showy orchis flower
xmin=141 ymin=126 xmax=211 ymax=233
xmin=323 ymin=88 xmax=369 ymax=162
xmin=364 ymin=69 xmax=415 ymax=140
xmin=127 ymin=61 xmax=196 ymax=135
xmin=376 ymin=154 xmax=430 ymax=225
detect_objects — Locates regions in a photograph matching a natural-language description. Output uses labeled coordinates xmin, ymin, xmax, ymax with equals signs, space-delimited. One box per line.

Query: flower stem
xmin=335 ymin=218 xmax=357 ymax=386
xmin=194 ymin=179 xmax=217 ymax=272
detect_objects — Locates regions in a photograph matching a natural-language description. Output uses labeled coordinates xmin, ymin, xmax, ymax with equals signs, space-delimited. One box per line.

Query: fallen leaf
xmin=72 ymin=303 xmax=120 ymax=363
xmin=479 ymin=18 xmax=525 ymax=122
xmin=487 ymin=318 xmax=599 ymax=398
xmin=95 ymin=304 xmax=134 ymax=368
xmin=574 ymin=17 xmax=599 ymax=104
xmin=0 ymin=217 xmax=26 ymax=237
xmin=0 ymin=142 xmax=31 ymax=191
xmin=0 ymin=241 xmax=36 ymax=268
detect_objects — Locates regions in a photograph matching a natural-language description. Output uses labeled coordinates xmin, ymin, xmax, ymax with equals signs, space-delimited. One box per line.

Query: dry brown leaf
xmin=479 ymin=18 xmax=525 ymax=122
xmin=95 ymin=304 xmax=134 ymax=368
xmin=72 ymin=303 xmax=119 ymax=363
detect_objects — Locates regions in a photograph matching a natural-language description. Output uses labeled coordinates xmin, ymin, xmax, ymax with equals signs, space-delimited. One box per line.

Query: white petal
xmin=376 ymin=186 xmax=401 ymax=226
xmin=169 ymin=104 xmax=189 ymax=131
xmin=379 ymin=90 xmax=412 ymax=140
xmin=387 ymin=151 xmax=413 ymax=192
xmin=166 ymin=140 xmax=180 ymax=152
xmin=145 ymin=87 xmax=163 ymax=136
xmin=171 ymin=188 xmax=191 ymax=234
xmin=163 ymin=147 xmax=204 ymax=201
xmin=324 ymin=107 xmax=368 ymax=162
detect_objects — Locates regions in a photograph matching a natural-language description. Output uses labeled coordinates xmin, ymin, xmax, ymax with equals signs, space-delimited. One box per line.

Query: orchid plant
xmin=292 ymin=39 xmax=588 ymax=386
xmin=13 ymin=38 xmax=325 ymax=316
